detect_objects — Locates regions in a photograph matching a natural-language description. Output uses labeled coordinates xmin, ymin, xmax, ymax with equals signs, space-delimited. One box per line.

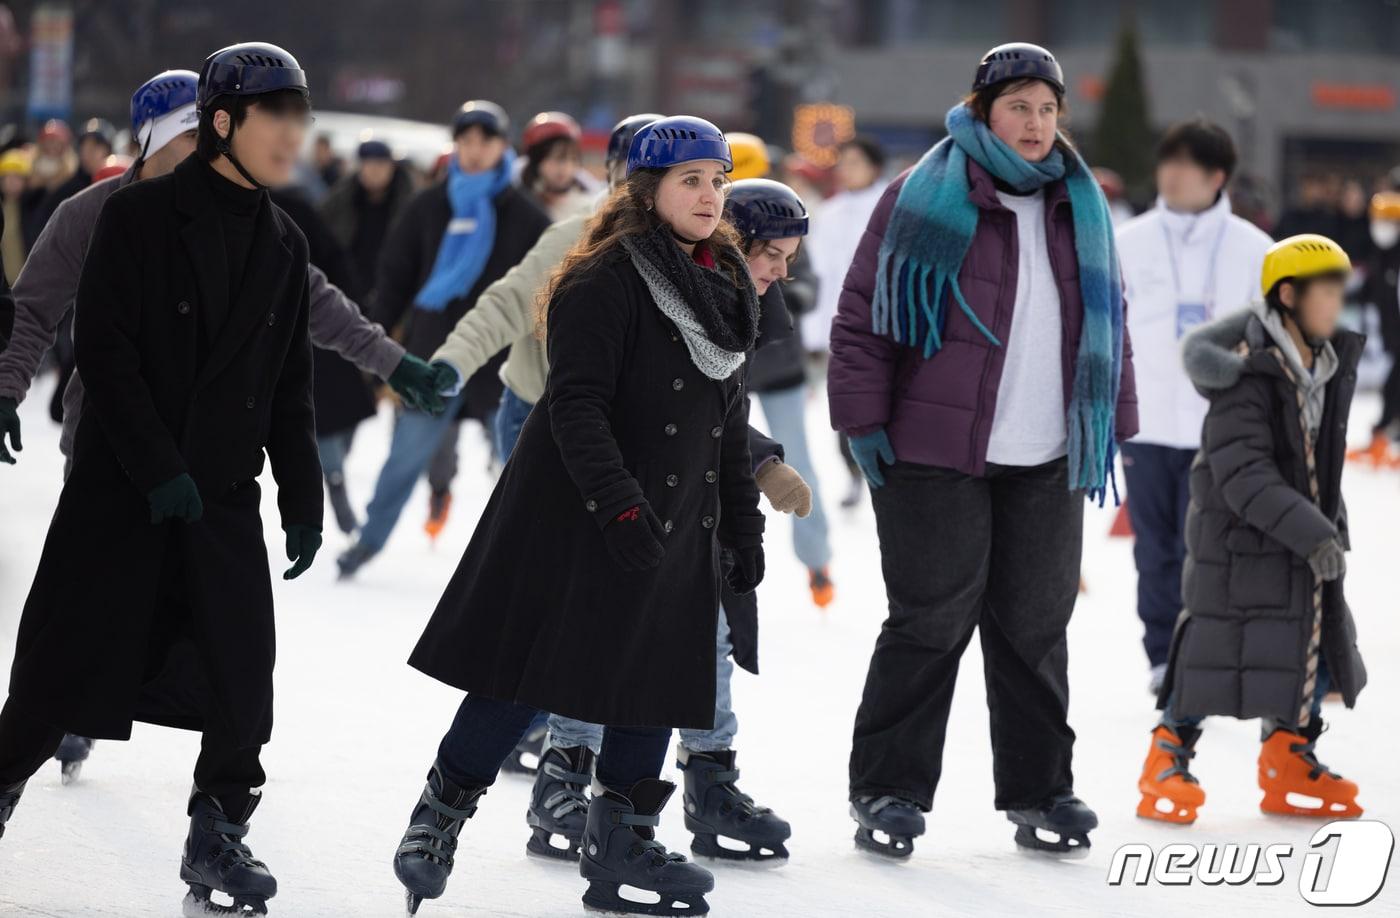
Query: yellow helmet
xmin=1371 ymin=192 xmax=1400 ymax=222
xmin=0 ymin=149 xmax=31 ymax=177
xmin=1260 ymin=234 xmax=1351 ymax=298
xmin=726 ymin=132 xmax=770 ymax=181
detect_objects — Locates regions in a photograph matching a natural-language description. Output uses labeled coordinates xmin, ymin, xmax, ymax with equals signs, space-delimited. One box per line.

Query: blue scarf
xmin=871 ymin=103 xmax=1124 ymax=503
xmin=414 ymin=148 xmax=516 ymax=311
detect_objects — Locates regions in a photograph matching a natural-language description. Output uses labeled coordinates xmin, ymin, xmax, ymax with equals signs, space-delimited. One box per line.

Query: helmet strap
xmin=215 ymin=119 xmax=265 ymax=190
xmin=670 ymin=226 xmax=704 ymax=246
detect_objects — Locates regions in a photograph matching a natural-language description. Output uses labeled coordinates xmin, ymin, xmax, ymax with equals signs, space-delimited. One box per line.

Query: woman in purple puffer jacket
xmin=830 ymin=43 xmax=1137 ymax=860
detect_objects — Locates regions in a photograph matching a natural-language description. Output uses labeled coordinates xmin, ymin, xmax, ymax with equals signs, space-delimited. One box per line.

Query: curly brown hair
xmin=534 ymin=168 xmax=746 ymax=338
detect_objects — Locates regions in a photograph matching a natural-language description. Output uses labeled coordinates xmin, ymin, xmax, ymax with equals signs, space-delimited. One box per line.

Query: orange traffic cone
xmin=1110 ymin=501 xmax=1134 ymax=537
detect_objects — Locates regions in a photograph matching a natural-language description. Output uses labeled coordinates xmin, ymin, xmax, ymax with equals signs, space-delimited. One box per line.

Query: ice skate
xmin=54 ymin=734 xmax=94 ymax=785
xmin=500 ymin=721 xmax=547 ymax=775
xmin=0 ymin=779 xmax=24 ymax=840
xmin=678 ymin=747 xmax=789 ymax=863
xmin=1137 ymin=725 xmax=1205 ymax=824
xmin=526 ymin=744 xmax=593 ymax=861
xmin=850 ymin=794 xmax=923 ymax=859
xmin=1006 ymin=792 xmax=1097 ymax=858
xmin=424 ymin=490 xmax=452 ymax=541
xmin=808 ymin=567 xmax=834 ymax=608
xmin=179 ymin=790 xmax=276 ymax=917
xmin=1258 ymin=720 xmax=1363 ymax=819
xmin=393 ymin=761 xmax=487 ymax=915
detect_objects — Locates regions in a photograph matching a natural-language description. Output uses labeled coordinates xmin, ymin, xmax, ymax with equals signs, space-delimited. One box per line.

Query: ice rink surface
xmin=2 ymin=384 xmax=1396 ymax=917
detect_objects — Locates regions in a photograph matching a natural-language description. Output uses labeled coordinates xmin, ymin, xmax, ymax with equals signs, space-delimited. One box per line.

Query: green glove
xmin=388 ymin=354 xmax=447 ymax=415
xmin=147 ymin=473 xmax=203 ymax=524
xmin=283 ymin=524 xmax=322 ymax=580
xmin=0 ymin=396 xmax=20 ymax=465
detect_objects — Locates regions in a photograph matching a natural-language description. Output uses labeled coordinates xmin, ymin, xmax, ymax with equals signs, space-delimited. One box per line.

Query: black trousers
xmin=436 ymin=693 xmax=670 ymax=792
xmin=850 ymin=457 xmax=1084 ymax=812
xmin=1121 ymin=442 xmax=1195 ymax=667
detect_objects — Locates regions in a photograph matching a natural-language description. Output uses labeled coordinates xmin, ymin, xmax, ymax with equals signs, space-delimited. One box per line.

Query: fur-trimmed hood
xmin=1180 ymin=304 xmax=1364 ymax=397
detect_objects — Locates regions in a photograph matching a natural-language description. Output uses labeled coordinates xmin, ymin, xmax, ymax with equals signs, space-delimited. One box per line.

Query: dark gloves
xmin=755 ymin=459 xmax=811 ymax=517
xmin=727 ymin=544 xmax=765 ymax=595
xmin=283 ymin=524 xmax=322 ymax=580
xmin=1307 ymin=537 xmax=1346 ymax=582
xmin=602 ymin=504 xmax=666 ymax=572
xmin=388 ymin=354 xmax=454 ymax=415
xmin=147 ymin=473 xmax=203 ymax=524
xmin=0 ymin=396 xmax=19 ymax=464
xmin=849 ymin=428 xmax=895 ymax=489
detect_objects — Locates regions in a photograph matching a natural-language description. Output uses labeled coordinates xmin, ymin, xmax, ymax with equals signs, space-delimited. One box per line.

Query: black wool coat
xmin=409 ymin=249 xmax=765 ymax=728
xmin=1161 ymin=310 xmax=1367 ymax=723
xmin=371 ymin=180 xmax=548 ymax=421
xmin=8 ymin=155 xmax=323 ymax=747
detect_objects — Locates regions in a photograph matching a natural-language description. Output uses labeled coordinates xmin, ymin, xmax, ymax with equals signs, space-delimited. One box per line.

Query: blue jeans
xmin=493 ymin=385 xmax=534 ymax=462
xmin=357 ymin=392 xmax=466 ymax=551
xmin=756 ymin=385 xmax=832 ymax=571
xmin=316 ymin=430 xmax=354 ymax=483
xmin=547 ymin=610 xmax=738 ymax=754
xmin=1162 ymin=655 xmax=1332 ymax=737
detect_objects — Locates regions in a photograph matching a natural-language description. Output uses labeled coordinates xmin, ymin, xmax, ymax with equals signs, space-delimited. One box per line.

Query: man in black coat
xmin=0 ymin=43 xmax=322 ymax=912
xmin=337 ymin=100 xmax=549 ymax=577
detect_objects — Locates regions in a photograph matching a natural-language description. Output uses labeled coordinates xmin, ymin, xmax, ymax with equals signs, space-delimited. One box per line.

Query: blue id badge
xmin=1176 ymin=302 xmax=1208 ymax=339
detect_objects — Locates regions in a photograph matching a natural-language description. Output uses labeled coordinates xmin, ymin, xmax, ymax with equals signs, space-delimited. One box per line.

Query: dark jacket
xmin=0 ymin=207 xmax=13 ymax=351
xmin=1161 ymin=310 xmax=1367 ymax=722
xmin=408 ymin=249 xmax=764 ymax=728
xmin=26 ymin=168 xmax=90 ymax=244
xmin=828 ymin=160 xmax=1139 ymax=476
xmin=320 ymin=166 xmax=415 ymax=293
xmin=8 ymin=155 xmax=322 ymax=747
xmin=747 ymin=249 xmax=816 ymax=393
xmin=372 ymin=180 xmax=549 ymax=420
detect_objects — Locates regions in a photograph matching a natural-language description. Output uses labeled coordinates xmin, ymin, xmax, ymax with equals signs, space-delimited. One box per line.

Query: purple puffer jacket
xmin=828 ymin=158 xmax=1138 ymax=478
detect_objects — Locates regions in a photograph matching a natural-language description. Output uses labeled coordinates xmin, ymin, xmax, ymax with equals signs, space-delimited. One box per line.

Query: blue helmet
xmin=972 ymin=42 xmax=1064 ymax=95
xmin=605 ymin=113 xmax=664 ymax=169
xmin=452 ymin=100 xmax=509 ymax=139
xmin=625 ymin=115 xmax=732 ymax=176
xmin=725 ymin=179 xmax=809 ymax=240
xmin=197 ymin=42 xmax=308 ymax=113
xmin=131 ymin=69 xmax=198 ymax=137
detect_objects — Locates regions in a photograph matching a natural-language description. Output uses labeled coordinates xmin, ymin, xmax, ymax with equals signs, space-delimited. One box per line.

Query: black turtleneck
xmin=992 ymin=175 xmax=1037 ymax=198
xmin=198 ymin=157 xmax=264 ymax=343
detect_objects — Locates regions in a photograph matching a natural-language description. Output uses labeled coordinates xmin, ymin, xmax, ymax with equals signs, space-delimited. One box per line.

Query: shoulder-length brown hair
xmin=534 ymin=167 xmax=746 ymax=338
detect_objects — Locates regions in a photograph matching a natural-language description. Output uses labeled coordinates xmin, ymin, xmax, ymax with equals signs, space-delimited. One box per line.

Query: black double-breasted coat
xmin=408 ymin=248 xmax=765 ymax=728
xmin=7 ymin=155 xmax=323 ymax=747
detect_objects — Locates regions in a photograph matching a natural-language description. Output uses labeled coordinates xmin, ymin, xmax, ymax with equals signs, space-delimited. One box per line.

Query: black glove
xmin=601 ymin=504 xmax=666 ymax=572
xmin=388 ymin=354 xmax=448 ymax=415
xmin=726 ymin=543 xmax=765 ymax=595
xmin=283 ymin=524 xmax=323 ymax=580
xmin=0 ymin=396 xmax=20 ymax=465
xmin=147 ymin=473 xmax=203 ymax=524
xmin=1307 ymin=537 xmax=1346 ymax=582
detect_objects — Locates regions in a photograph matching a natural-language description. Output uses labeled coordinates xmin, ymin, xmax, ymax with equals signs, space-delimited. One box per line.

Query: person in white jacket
xmin=1117 ymin=118 xmax=1272 ymax=693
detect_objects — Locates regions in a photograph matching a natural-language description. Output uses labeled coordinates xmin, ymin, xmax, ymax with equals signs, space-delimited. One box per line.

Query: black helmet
xmin=605 ymin=113 xmax=664 ymax=169
xmin=452 ymin=101 xmax=509 ymax=139
xmin=197 ymin=42 xmax=308 ymax=114
xmin=78 ymin=117 xmax=116 ymax=148
xmin=972 ymin=42 xmax=1064 ymax=95
xmin=725 ymin=178 xmax=809 ymax=240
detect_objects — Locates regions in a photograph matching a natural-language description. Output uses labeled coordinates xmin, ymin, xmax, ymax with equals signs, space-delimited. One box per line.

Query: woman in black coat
xmin=391 ymin=117 xmax=761 ymax=917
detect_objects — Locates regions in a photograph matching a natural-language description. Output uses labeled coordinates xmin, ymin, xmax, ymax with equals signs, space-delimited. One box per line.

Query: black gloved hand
xmin=0 ymin=396 xmax=21 ymax=465
xmin=726 ymin=543 xmax=765 ymax=595
xmin=1307 ymin=537 xmax=1346 ymax=582
xmin=601 ymin=504 xmax=666 ymax=572
xmin=147 ymin=473 xmax=203 ymax=524
xmin=388 ymin=354 xmax=447 ymax=415
xmin=283 ymin=524 xmax=323 ymax=580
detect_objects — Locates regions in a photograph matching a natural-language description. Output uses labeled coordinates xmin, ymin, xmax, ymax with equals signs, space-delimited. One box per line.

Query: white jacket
xmin=803 ymin=181 xmax=886 ymax=351
xmin=1117 ymin=193 xmax=1272 ymax=449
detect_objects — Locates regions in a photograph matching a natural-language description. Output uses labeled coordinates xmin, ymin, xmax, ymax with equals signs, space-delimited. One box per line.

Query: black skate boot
xmin=678 ymin=747 xmax=790 ymax=863
xmin=526 ymin=744 xmax=593 ymax=861
xmin=54 ymin=734 xmax=94 ymax=785
xmin=580 ymin=778 xmax=713 ymax=916
xmin=500 ymin=720 xmax=547 ymax=775
xmin=326 ymin=473 xmax=358 ymax=535
xmin=0 ymin=779 xmax=24 ymax=839
xmin=393 ymin=761 xmax=487 ymax=916
xmin=180 ymin=789 xmax=277 ymax=917
xmin=335 ymin=541 xmax=378 ymax=580
xmin=850 ymin=795 xmax=924 ymax=859
xmin=1006 ymin=791 xmax=1097 ymax=858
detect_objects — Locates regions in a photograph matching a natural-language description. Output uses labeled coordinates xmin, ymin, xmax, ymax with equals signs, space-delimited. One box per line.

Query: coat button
xmin=705 ymin=470 xmax=717 ymax=483
xmin=710 ymin=426 xmax=722 ymax=438
xmin=701 ymin=515 xmax=715 ymax=529
xmin=664 ymin=423 xmax=678 ymax=436
xmin=663 ymin=520 xmax=673 ymax=533
xmin=177 ymin=300 xmax=191 ymax=315
xmin=672 ymin=378 xmax=684 ymax=391
xmin=665 ymin=474 xmax=679 ymax=487
xmin=267 ymin=313 xmax=276 ymax=326
xmin=245 ymin=396 xmax=256 ymax=409
xmin=585 ymin=500 xmax=598 ymax=512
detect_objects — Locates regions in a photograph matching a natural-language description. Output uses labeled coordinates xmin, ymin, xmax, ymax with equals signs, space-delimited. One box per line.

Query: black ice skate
xmin=526 ymin=744 xmax=593 ymax=861
xmin=0 ymin=779 xmax=24 ymax=839
xmin=580 ymin=778 xmax=713 ymax=916
xmin=393 ymin=761 xmax=487 ymax=916
xmin=1006 ymin=792 xmax=1097 ymax=858
xmin=850 ymin=795 xmax=924 ymax=859
xmin=180 ymin=789 xmax=277 ymax=917
xmin=678 ymin=747 xmax=790 ymax=863
xmin=499 ymin=720 xmax=547 ymax=775
xmin=335 ymin=541 xmax=378 ymax=580
xmin=54 ymin=734 xmax=94 ymax=785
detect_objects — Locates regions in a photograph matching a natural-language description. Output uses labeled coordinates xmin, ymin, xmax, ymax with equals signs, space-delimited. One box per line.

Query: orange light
xmin=792 ymin=103 xmax=856 ymax=169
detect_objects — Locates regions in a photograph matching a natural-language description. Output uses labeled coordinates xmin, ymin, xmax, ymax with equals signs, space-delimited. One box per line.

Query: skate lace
xmin=398 ymin=785 xmax=479 ymax=866
xmin=540 ymin=760 xmax=591 ymax=819
xmin=1155 ymin=736 xmax=1200 ymax=785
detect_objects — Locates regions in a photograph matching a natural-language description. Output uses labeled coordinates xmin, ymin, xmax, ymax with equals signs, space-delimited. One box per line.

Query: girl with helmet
xmin=828 ymin=41 xmax=1137 ymax=859
xmin=518 ymin=110 xmax=591 ymax=220
xmin=1138 ymin=234 xmax=1367 ymax=825
xmin=392 ymin=115 xmax=761 ymax=916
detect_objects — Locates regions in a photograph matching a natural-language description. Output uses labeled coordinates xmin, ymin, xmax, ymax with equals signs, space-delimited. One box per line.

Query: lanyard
xmin=1161 ymin=213 xmax=1228 ymax=313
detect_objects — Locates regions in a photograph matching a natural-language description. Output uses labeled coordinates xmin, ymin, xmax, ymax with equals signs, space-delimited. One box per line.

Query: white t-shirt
xmin=986 ymin=188 xmax=1068 ymax=467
